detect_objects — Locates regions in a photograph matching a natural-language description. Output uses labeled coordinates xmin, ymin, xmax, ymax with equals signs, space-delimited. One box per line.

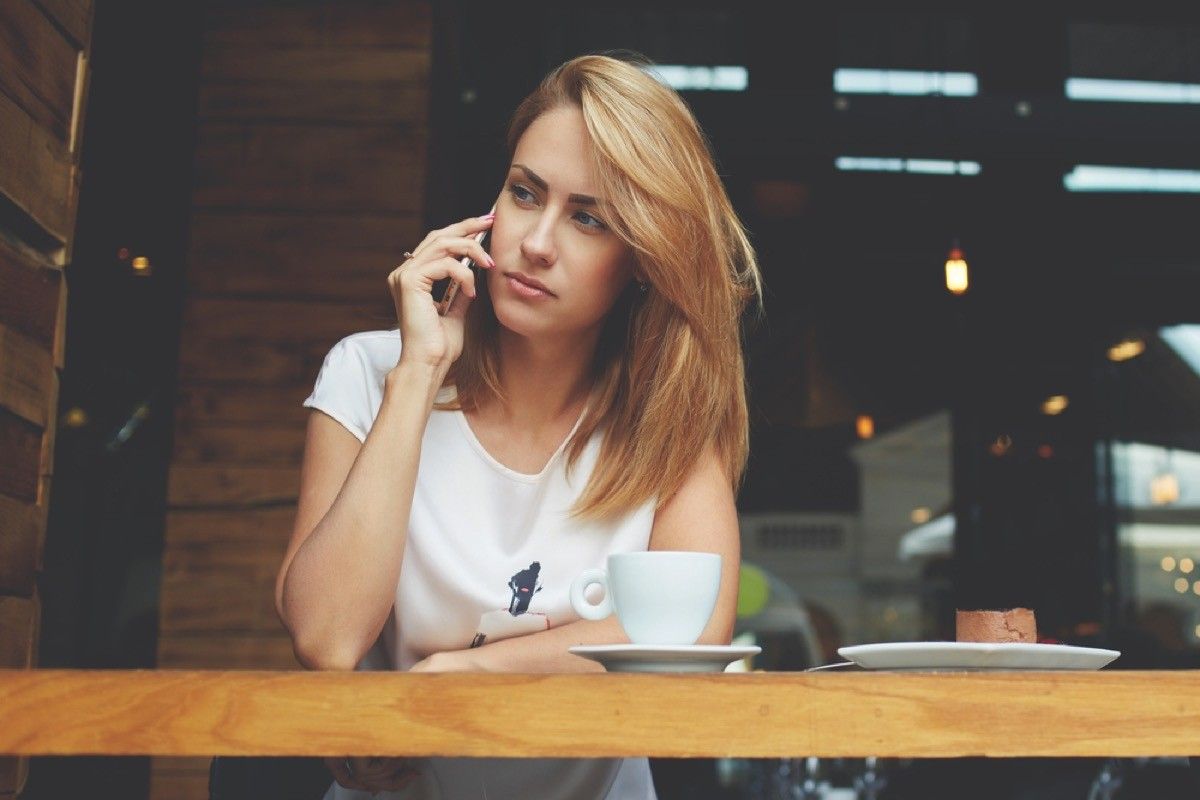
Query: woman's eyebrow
xmin=510 ymin=163 xmax=599 ymax=206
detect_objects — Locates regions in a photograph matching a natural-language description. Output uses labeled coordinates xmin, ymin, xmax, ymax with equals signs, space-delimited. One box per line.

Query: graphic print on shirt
xmin=470 ymin=561 xmax=551 ymax=648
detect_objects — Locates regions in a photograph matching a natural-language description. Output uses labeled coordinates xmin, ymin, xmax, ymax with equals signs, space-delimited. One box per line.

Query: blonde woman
xmin=275 ymin=52 xmax=762 ymax=800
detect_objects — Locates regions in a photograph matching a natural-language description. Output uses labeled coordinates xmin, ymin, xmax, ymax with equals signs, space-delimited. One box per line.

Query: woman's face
xmin=486 ymin=105 xmax=637 ymax=340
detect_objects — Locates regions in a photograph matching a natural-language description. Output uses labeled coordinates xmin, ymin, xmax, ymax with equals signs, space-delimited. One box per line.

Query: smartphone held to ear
xmin=432 ymin=208 xmax=495 ymax=316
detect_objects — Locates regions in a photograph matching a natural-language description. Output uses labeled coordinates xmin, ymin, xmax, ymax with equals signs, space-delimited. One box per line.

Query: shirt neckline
xmin=451 ymin=390 xmax=592 ymax=484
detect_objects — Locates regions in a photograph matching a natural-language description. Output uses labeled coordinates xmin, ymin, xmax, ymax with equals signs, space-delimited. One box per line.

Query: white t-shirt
xmin=302 ymin=329 xmax=658 ymax=800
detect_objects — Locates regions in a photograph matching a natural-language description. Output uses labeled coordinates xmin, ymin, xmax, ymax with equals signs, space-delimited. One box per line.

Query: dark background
xmin=25 ymin=1 xmax=1200 ymax=798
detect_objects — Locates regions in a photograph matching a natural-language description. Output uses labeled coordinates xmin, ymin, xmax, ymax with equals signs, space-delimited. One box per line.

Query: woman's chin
xmin=492 ymin=300 xmax=555 ymax=338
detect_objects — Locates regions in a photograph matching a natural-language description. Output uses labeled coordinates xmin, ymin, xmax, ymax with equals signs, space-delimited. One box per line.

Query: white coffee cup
xmin=569 ymin=551 xmax=721 ymax=645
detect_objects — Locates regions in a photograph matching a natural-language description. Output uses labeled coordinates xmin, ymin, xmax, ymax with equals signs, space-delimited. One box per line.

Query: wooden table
xmin=1 ymin=669 xmax=1197 ymax=758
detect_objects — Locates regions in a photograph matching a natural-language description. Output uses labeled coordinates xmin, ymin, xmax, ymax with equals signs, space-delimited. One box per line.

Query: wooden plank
xmin=35 ymin=369 xmax=58 ymax=509
xmin=171 ymin=424 xmax=306 ymax=466
xmin=0 ymin=494 xmax=39 ymax=597
xmin=174 ymin=384 xmax=311 ymax=428
xmin=0 ymin=407 xmax=42 ymax=503
xmin=180 ymin=296 xmax=380 ymax=343
xmin=164 ymin=510 xmax=292 ymax=546
xmin=202 ymin=3 xmax=431 ymax=48
xmin=3 ymin=670 xmax=1200 ymax=758
xmin=178 ymin=336 xmax=336 ymax=386
xmin=157 ymin=634 xmax=299 ymax=670
xmin=198 ymin=79 xmax=428 ymax=125
xmin=32 ymin=0 xmax=93 ymax=51
xmin=190 ymin=211 xmax=421 ymax=254
xmin=201 ymin=46 xmax=429 ymax=84
xmin=0 ymin=0 xmax=79 ymax=143
xmin=167 ymin=466 xmax=299 ymax=509
xmin=0 ymin=592 xmax=37 ymax=668
xmin=191 ymin=123 xmax=425 ymax=213
xmin=159 ymin=563 xmax=283 ymax=635
xmin=0 ymin=231 xmax=64 ymax=349
xmin=0 ymin=323 xmax=55 ymax=427
xmin=147 ymin=757 xmax=214 ymax=800
xmin=0 ymin=85 xmax=73 ymax=244
xmin=185 ymin=211 xmax=420 ymax=300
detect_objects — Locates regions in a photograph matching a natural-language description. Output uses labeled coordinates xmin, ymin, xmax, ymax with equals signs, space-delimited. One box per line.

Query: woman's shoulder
xmin=329 ymin=328 xmax=402 ymax=374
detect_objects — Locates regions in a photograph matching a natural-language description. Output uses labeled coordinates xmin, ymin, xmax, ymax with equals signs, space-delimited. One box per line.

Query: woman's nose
xmin=519 ymin=216 xmax=556 ymax=266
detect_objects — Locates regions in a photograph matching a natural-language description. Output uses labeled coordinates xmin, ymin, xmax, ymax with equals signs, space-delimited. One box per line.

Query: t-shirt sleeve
xmin=301 ymin=336 xmax=376 ymax=443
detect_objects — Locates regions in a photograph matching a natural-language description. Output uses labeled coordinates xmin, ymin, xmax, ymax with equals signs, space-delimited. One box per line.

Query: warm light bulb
xmin=1181 ymin=558 xmax=1194 ymax=574
xmin=63 ymin=407 xmax=88 ymax=428
xmin=1163 ymin=556 xmax=1177 ymax=571
xmin=1151 ymin=472 xmax=1181 ymax=506
xmin=945 ymin=247 xmax=969 ymax=295
xmin=131 ymin=256 xmax=151 ymax=275
xmin=1041 ymin=395 xmax=1069 ymax=415
xmin=1175 ymin=577 xmax=1189 ymax=593
xmin=989 ymin=434 xmax=1013 ymax=457
xmin=856 ymin=414 xmax=875 ymax=439
xmin=910 ymin=507 xmax=932 ymax=524
xmin=1107 ymin=339 xmax=1145 ymax=362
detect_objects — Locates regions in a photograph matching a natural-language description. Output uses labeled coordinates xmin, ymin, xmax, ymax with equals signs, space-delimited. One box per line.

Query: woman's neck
xmin=483 ymin=327 xmax=598 ymax=431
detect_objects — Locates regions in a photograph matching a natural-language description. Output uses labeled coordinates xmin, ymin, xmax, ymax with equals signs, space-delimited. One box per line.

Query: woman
xmin=275 ymin=52 xmax=762 ymax=799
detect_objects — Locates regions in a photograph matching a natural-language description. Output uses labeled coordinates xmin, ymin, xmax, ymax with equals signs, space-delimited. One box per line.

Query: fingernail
xmin=486 ymin=255 xmax=495 ymax=267
xmin=480 ymin=212 xmax=495 ymax=220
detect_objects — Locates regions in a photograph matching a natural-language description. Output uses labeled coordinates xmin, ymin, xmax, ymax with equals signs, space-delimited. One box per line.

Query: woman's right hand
xmin=388 ymin=213 xmax=495 ymax=371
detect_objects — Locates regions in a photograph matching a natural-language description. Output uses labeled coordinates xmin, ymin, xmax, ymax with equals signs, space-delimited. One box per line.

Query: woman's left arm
xmin=414 ymin=445 xmax=740 ymax=673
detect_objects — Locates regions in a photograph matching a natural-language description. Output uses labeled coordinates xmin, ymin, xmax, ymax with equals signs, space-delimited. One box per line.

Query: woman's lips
xmin=504 ymin=272 xmax=554 ymax=299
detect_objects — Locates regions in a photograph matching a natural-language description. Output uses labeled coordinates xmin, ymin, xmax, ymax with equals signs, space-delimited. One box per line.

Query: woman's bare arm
xmin=275 ymin=360 xmax=446 ymax=671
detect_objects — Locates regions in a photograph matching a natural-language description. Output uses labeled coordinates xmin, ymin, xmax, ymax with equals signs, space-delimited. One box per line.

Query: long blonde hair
xmin=439 ymin=53 xmax=763 ymax=520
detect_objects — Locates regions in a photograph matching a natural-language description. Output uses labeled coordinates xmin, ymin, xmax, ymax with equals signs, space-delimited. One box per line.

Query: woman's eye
xmin=574 ymin=211 xmax=605 ymax=230
xmin=509 ymin=184 xmax=535 ymax=203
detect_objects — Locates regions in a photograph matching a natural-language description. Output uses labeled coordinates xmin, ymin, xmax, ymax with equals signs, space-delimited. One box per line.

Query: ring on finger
xmin=402 ymin=251 xmax=415 ymax=260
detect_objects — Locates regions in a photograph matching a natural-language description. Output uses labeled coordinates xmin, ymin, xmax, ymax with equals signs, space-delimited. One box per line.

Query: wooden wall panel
xmin=0 ymin=0 xmax=91 ymax=793
xmin=0 ymin=0 xmax=78 ymax=142
xmin=192 ymin=123 xmax=426 ymax=213
xmin=155 ymin=3 xmax=433 ymax=790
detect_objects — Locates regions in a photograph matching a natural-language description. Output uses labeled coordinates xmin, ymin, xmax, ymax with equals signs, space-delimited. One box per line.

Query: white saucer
xmin=838 ymin=641 xmax=1121 ymax=671
xmin=569 ymin=644 xmax=761 ymax=673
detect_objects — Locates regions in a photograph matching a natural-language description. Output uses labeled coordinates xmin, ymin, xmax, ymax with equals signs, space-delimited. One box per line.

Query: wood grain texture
xmin=174 ymin=384 xmax=311 ymax=427
xmin=0 ymin=407 xmax=42 ymax=503
xmin=202 ymin=2 xmax=430 ymax=48
xmin=0 ymin=592 xmax=38 ymax=668
xmin=192 ymin=123 xmax=426 ymax=213
xmin=198 ymin=79 xmax=429 ymax=125
xmin=31 ymin=0 xmax=93 ymax=51
xmin=0 ymin=495 xmax=38 ymax=596
xmin=201 ymin=46 xmax=429 ymax=84
xmin=157 ymin=634 xmax=298 ymax=670
xmin=167 ymin=466 xmax=299 ymax=508
xmin=0 ymin=323 xmax=54 ymax=427
xmin=185 ymin=211 xmax=420 ymax=301
xmin=2 ymin=670 xmax=1200 ymax=758
xmin=0 ymin=237 xmax=63 ymax=350
xmin=0 ymin=0 xmax=78 ymax=143
xmin=0 ymin=87 xmax=75 ymax=243
xmin=171 ymin=424 xmax=305 ymax=466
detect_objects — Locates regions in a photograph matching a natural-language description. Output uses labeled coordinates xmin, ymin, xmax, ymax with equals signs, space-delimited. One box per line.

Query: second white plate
xmin=838 ymin=641 xmax=1120 ymax=671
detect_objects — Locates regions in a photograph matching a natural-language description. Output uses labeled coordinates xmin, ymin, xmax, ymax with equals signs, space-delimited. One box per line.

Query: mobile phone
xmin=434 ymin=206 xmax=495 ymax=316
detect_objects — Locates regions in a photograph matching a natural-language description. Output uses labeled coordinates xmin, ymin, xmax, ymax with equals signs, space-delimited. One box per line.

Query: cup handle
xmin=570 ymin=568 xmax=612 ymax=621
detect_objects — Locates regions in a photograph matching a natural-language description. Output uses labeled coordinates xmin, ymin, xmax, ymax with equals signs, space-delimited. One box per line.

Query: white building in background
xmin=739 ymin=411 xmax=953 ymax=648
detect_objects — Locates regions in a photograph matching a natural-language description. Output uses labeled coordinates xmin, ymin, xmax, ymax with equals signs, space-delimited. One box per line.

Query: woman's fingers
xmin=410 ymin=214 xmax=494 ymax=261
